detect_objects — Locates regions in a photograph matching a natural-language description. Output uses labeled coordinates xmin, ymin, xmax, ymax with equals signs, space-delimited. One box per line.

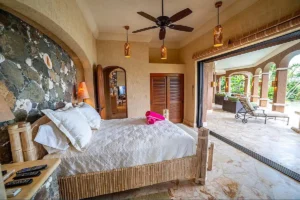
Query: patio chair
xmin=235 ymin=97 xmax=289 ymax=125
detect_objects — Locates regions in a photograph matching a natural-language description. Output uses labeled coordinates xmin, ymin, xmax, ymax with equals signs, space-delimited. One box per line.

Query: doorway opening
xmin=103 ymin=66 xmax=128 ymax=119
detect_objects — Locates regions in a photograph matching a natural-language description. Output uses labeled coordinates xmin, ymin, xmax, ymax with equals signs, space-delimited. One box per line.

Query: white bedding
xmin=43 ymin=118 xmax=196 ymax=177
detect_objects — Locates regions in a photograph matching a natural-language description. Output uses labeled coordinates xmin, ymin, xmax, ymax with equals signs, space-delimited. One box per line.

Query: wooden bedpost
xmin=195 ymin=127 xmax=209 ymax=185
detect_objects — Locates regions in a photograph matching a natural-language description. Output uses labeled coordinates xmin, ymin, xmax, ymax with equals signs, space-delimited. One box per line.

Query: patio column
xmin=244 ymin=76 xmax=251 ymax=97
xmin=251 ymin=75 xmax=260 ymax=102
xmin=225 ymin=77 xmax=230 ymax=93
xmin=212 ymin=73 xmax=217 ymax=103
xmin=259 ymin=72 xmax=269 ymax=107
xmin=272 ymin=68 xmax=288 ymax=112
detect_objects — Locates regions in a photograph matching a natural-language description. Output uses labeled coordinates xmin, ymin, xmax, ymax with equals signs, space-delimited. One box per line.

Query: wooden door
xmin=97 ymin=65 xmax=105 ymax=117
xmin=150 ymin=76 xmax=167 ymax=115
xmin=167 ymin=75 xmax=184 ymax=123
xmin=150 ymin=74 xmax=184 ymax=123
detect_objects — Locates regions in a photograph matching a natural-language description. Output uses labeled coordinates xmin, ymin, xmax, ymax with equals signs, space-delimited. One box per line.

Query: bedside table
xmin=2 ymin=158 xmax=61 ymax=200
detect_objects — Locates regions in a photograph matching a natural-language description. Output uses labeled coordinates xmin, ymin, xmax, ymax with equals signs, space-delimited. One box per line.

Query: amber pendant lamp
xmin=124 ymin=26 xmax=131 ymax=58
xmin=214 ymin=1 xmax=223 ymax=47
xmin=161 ymin=40 xmax=167 ymax=60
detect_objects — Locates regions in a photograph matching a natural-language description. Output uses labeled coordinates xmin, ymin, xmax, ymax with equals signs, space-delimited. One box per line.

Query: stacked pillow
xmin=34 ymin=103 xmax=101 ymax=154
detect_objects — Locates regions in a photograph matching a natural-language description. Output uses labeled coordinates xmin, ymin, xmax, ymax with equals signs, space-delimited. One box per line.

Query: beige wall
xmin=149 ymin=48 xmax=181 ymax=64
xmin=97 ymin=40 xmax=185 ymax=117
xmin=0 ymin=0 xmax=98 ymax=106
xmin=180 ymin=0 xmax=300 ymax=126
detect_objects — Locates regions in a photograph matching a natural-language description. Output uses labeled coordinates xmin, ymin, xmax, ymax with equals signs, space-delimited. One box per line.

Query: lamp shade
xmin=124 ymin=42 xmax=130 ymax=58
xmin=161 ymin=45 xmax=167 ymax=60
xmin=211 ymin=81 xmax=218 ymax=87
xmin=78 ymin=82 xmax=90 ymax=100
xmin=271 ymin=81 xmax=277 ymax=87
xmin=0 ymin=95 xmax=14 ymax=122
xmin=213 ymin=25 xmax=223 ymax=47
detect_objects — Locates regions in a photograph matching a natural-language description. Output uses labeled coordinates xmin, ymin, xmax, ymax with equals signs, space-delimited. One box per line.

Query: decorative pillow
xmin=76 ymin=102 xmax=101 ymax=130
xmin=34 ymin=121 xmax=70 ymax=154
xmin=42 ymin=108 xmax=92 ymax=151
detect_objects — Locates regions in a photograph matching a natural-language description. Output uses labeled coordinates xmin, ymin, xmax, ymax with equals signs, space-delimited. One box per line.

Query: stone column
xmin=259 ymin=72 xmax=269 ymax=107
xmin=272 ymin=68 xmax=288 ymax=112
xmin=251 ymin=75 xmax=260 ymax=102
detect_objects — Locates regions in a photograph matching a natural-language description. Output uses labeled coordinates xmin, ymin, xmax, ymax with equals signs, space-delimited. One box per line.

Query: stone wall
xmin=0 ymin=9 xmax=76 ymax=163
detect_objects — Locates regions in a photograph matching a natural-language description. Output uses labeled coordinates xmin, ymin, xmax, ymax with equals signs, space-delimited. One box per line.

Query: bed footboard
xmin=58 ymin=127 xmax=209 ymax=200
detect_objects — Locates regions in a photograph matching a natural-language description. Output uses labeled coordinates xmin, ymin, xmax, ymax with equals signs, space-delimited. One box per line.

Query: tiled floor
xmin=207 ymin=104 xmax=300 ymax=174
xmin=93 ymin=125 xmax=300 ymax=200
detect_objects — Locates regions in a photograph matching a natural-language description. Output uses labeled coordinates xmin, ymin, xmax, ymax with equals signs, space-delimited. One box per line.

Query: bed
xmin=11 ymin=116 xmax=209 ymax=200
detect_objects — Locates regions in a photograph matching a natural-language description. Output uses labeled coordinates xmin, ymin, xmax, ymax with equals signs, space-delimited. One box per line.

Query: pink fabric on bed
xmin=145 ymin=111 xmax=165 ymax=120
xmin=146 ymin=117 xmax=157 ymax=125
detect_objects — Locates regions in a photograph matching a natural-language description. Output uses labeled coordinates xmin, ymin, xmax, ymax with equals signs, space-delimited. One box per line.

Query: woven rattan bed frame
xmin=12 ymin=116 xmax=209 ymax=200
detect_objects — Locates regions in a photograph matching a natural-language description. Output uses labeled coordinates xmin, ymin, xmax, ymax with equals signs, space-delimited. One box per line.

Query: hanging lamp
xmin=124 ymin=26 xmax=130 ymax=58
xmin=161 ymin=40 xmax=167 ymax=60
xmin=213 ymin=1 xmax=223 ymax=47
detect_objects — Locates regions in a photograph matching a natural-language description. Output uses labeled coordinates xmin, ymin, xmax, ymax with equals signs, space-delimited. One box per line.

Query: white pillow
xmin=76 ymin=102 xmax=101 ymax=130
xmin=42 ymin=108 xmax=92 ymax=151
xmin=34 ymin=121 xmax=69 ymax=154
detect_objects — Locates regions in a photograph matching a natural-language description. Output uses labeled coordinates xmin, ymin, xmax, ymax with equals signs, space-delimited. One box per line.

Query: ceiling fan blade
xmin=132 ymin=26 xmax=158 ymax=33
xmin=169 ymin=24 xmax=194 ymax=32
xmin=159 ymin=28 xmax=166 ymax=40
xmin=137 ymin=11 xmax=157 ymax=22
xmin=169 ymin=8 xmax=192 ymax=23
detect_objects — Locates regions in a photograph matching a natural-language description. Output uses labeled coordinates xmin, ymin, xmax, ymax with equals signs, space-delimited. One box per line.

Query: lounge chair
xmin=235 ymin=97 xmax=289 ymax=125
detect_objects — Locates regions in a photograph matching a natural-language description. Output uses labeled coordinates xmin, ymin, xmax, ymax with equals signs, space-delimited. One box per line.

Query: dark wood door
xmin=167 ymin=75 xmax=184 ymax=123
xmin=150 ymin=74 xmax=184 ymax=123
xmin=150 ymin=76 xmax=167 ymax=115
xmin=97 ymin=65 xmax=105 ymax=117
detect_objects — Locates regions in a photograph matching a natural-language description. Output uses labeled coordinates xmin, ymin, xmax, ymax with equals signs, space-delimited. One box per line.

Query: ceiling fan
xmin=132 ymin=0 xmax=194 ymax=40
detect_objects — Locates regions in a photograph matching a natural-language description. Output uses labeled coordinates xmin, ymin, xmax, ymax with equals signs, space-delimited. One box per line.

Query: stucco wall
xmin=0 ymin=0 xmax=98 ymax=106
xmin=180 ymin=0 xmax=300 ymax=125
xmin=149 ymin=48 xmax=181 ymax=64
xmin=97 ymin=40 xmax=185 ymax=118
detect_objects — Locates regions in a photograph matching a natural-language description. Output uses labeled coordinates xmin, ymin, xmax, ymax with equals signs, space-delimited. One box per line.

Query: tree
xmin=230 ymin=75 xmax=245 ymax=94
xmin=286 ymin=63 xmax=300 ymax=101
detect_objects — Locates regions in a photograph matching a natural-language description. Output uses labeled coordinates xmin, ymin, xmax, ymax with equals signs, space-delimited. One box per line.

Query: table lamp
xmin=77 ymin=82 xmax=90 ymax=102
xmin=0 ymin=95 xmax=15 ymax=200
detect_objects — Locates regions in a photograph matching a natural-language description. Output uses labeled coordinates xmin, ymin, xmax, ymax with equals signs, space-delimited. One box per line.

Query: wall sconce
xmin=271 ymin=81 xmax=277 ymax=87
xmin=213 ymin=1 xmax=223 ymax=47
xmin=124 ymin=26 xmax=130 ymax=58
xmin=78 ymin=81 xmax=90 ymax=102
xmin=161 ymin=40 xmax=167 ymax=60
xmin=259 ymin=81 xmax=262 ymax=87
xmin=211 ymin=81 xmax=217 ymax=87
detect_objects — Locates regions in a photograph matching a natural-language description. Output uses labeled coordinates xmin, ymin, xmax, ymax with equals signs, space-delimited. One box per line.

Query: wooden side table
xmin=2 ymin=159 xmax=61 ymax=200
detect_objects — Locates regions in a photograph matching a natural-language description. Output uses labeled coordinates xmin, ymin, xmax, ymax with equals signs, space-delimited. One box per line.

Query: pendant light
xmin=161 ymin=40 xmax=167 ymax=60
xmin=124 ymin=26 xmax=130 ymax=58
xmin=213 ymin=1 xmax=223 ymax=47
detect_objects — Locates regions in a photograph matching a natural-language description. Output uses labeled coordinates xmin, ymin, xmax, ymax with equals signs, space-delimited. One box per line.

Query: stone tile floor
xmin=207 ymin=104 xmax=300 ymax=175
xmin=92 ymin=126 xmax=300 ymax=200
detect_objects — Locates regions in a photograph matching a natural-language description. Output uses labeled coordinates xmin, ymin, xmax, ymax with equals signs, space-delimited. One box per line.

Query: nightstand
xmin=2 ymin=158 xmax=61 ymax=200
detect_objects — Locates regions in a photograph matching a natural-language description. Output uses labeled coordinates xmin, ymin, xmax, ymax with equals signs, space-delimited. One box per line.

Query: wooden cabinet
xmin=150 ymin=74 xmax=184 ymax=123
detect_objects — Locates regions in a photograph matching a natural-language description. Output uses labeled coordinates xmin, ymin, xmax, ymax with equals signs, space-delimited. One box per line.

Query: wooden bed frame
xmin=8 ymin=116 xmax=209 ymax=200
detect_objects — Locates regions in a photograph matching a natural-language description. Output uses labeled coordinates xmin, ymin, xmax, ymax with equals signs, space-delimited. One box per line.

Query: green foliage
xmin=286 ymin=63 xmax=300 ymax=101
xmin=220 ymin=76 xmax=226 ymax=92
xmin=230 ymin=75 xmax=245 ymax=94
xmin=228 ymin=97 xmax=239 ymax=102
xmin=216 ymin=93 xmax=226 ymax=97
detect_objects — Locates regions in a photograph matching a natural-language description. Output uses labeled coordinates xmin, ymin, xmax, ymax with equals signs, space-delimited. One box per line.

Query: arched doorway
xmin=103 ymin=66 xmax=128 ymax=119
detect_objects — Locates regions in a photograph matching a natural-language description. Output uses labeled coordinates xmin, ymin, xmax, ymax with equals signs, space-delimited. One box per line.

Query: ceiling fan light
xmin=161 ymin=45 xmax=167 ymax=60
xmin=213 ymin=25 xmax=223 ymax=47
xmin=124 ymin=42 xmax=130 ymax=58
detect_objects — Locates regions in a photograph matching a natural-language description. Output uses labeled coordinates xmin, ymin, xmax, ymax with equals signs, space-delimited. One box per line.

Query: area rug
xmin=126 ymin=192 xmax=171 ymax=200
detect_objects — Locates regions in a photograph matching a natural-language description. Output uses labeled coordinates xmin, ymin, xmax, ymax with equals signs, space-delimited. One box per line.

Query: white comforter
xmin=43 ymin=118 xmax=196 ymax=177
